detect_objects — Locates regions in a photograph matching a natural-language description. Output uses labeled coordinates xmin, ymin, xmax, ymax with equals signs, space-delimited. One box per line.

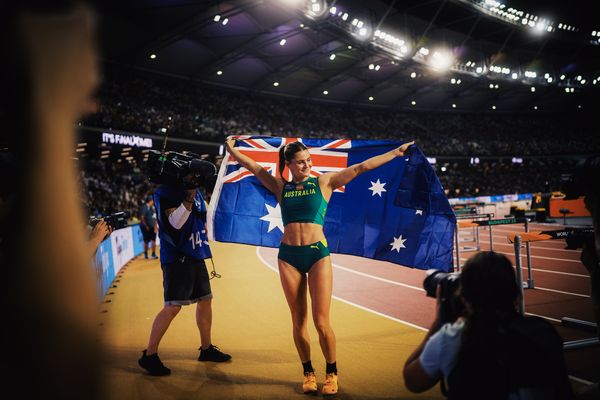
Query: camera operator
xmin=403 ymin=251 xmax=572 ymax=399
xmin=138 ymin=173 xmax=231 ymax=376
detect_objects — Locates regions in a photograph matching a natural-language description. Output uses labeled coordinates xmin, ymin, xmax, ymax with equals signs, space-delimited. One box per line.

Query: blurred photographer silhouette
xmin=1 ymin=2 xmax=104 ymax=399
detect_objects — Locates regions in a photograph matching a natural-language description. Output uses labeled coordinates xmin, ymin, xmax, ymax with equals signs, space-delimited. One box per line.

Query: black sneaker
xmin=198 ymin=344 xmax=232 ymax=362
xmin=138 ymin=350 xmax=171 ymax=376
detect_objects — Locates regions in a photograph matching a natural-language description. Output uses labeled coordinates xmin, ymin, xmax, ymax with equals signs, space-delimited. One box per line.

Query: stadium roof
xmin=96 ymin=0 xmax=600 ymax=113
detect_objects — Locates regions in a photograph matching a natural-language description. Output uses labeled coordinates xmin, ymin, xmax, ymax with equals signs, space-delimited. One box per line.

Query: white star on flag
xmin=390 ymin=235 xmax=407 ymax=252
xmin=260 ymin=203 xmax=284 ymax=233
xmin=415 ymin=210 xmax=423 ymax=215
xmin=368 ymin=179 xmax=387 ymax=197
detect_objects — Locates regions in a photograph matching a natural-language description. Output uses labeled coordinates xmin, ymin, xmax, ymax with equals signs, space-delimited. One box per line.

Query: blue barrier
xmin=93 ymin=224 xmax=146 ymax=300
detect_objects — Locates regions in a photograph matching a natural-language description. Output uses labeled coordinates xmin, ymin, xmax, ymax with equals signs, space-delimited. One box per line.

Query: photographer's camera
xmin=423 ymin=269 xmax=464 ymax=325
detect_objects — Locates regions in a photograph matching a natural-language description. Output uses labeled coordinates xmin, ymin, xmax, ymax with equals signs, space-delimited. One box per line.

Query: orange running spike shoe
xmin=322 ymin=373 xmax=338 ymax=396
xmin=302 ymin=372 xmax=318 ymax=394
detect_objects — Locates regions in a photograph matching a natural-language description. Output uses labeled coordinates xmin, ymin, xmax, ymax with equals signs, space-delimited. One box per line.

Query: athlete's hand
xmin=225 ymin=137 xmax=236 ymax=153
xmin=394 ymin=141 xmax=415 ymax=157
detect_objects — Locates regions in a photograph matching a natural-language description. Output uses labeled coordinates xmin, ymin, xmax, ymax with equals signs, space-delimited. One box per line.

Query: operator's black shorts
xmin=161 ymin=257 xmax=212 ymax=306
xmin=142 ymin=226 xmax=156 ymax=243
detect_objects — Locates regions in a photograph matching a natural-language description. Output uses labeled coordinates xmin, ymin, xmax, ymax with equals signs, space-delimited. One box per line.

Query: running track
xmin=257 ymin=221 xmax=599 ymax=383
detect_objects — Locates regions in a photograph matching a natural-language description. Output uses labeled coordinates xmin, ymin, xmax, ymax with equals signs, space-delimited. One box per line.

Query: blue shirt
xmin=154 ymin=185 xmax=212 ymax=263
xmin=140 ymin=203 xmax=156 ymax=228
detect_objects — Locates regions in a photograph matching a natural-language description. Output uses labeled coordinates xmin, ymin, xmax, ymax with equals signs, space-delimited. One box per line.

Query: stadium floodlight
xmin=304 ymin=0 xmax=328 ymax=20
xmin=273 ymin=81 xmax=279 ymax=87
xmin=581 ymin=79 xmax=586 ymax=84
xmin=511 ymin=72 xmax=518 ymax=79
xmin=419 ymin=47 xmax=430 ymax=56
xmin=492 ymin=105 xmax=496 ymax=110
xmin=368 ymin=96 xmax=374 ymax=101
xmin=322 ymin=90 xmax=329 ymax=95
xmin=222 ymin=18 xmax=229 ymax=25
xmin=430 ymin=50 xmax=454 ymax=71
xmin=452 ymin=103 xmax=456 ymax=108
xmin=576 ymin=75 xmax=582 ymax=81
xmin=329 ymin=6 xmax=337 ymax=14
xmin=451 ymin=78 xmax=456 ymax=84
xmin=524 ymin=70 xmax=537 ymax=78
xmin=410 ymin=72 xmax=417 ymax=78
xmin=359 ymin=27 xmax=368 ymax=36
xmin=560 ymin=74 xmax=565 ymax=80
xmin=369 ymin=63 xmax=374 ymax=70
xmin=531 ymin=86 xmax=535 ymax=92
xmin=280 ymin=39 xmax=287 ymax=46
xmin=456 ymin=79 xmax=461 ymax=84
xmin=347 ymin=45 xmax=352 ymax=49
xmin=341 ymin=13 xmax=348 ymax=21
xmin=441 ymin=166 xmax=447 ymax=172
xmin=213 ymin=15 xmax=221 ymax=22
xmin=150 ymin=53 xmax=156 ymax=59
xmin=476 ymin=66 xmax=483 ymax=74
xmin=411 ymin=100 xmax=416 ymax=106
xmin=374 ymin=64 xmax=381 ymax=71
xmin=216 ymin=70 xmax=223 ymax=75
xmin=329 ymin=54 xmax=336 ymax=60
xmin=489 ymin=83 xmax=494 ymax=89
xmin=534 ymin=106 xmax=538 ymax=110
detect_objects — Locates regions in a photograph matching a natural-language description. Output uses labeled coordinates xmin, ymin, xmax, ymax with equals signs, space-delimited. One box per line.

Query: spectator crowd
xmin=79 ymin=67 xmax=595 ymax=216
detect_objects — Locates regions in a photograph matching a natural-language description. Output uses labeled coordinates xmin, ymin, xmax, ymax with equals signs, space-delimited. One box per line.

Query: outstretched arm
xmin=323 ymin=141 xmax=415 ymax=191
xmin=225 ymin=138 xmax=282 ymax=196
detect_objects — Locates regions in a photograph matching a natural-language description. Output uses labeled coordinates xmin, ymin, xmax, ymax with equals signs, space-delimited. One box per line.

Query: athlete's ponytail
xmin=278 ymin=141 xmax=308 ymax=181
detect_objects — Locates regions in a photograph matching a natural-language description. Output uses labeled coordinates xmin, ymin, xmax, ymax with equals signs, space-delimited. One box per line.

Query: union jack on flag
xmin=222 ymin=136 xmax=351 ymax=192
xmin=208 ymin=136 xmax=455 ymax=271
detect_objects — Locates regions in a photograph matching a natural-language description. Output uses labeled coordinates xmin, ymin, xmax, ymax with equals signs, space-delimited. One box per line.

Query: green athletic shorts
xmin=278 ymin=239 xmax=330 ymax=274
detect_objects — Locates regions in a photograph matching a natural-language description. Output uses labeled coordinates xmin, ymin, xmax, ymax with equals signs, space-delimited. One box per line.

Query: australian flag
xmin=207 ymin=136 xmax=455 ymax=272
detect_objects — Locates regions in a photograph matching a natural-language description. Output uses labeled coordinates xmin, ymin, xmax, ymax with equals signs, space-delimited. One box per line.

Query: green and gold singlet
xmin=280 ymin=177 xmax=328 ymax=226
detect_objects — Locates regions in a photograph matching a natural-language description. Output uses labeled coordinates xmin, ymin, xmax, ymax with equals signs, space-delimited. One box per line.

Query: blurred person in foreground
xmin=0 ymin=1 xmax=105 ymax=399
xmin=572 ymin=155 xmax=600 ymax=400
xmin=403 ymin=251 xmax=572 ymax=400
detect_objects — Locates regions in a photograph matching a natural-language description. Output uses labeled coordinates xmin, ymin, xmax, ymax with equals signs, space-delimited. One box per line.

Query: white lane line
xmin=525 ymin=312 xmax=561 ymax=323
xmin=254 ymin=247 xmax=427 ymax=332
xmin=471 ymin=249 xmax=582 ymax=263
xmin=568 ymin=375 xmax=594 ymax=385
xmin=476 ymin=238 xmax=581 ymax=253
xmin=332 ymin=263 xmax=425 ymax=292
xmin=331 ymin=296 xmax=427 ymax=332
xmin=526 ymin=268 xmax=588 ymax=278
xmin=534 ymin=286 xmax=590 ymax=298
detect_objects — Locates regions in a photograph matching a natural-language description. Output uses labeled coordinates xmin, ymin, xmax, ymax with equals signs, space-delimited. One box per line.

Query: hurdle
xmin=454 ymin=215 xmax=533 ymax=279
xmin=508 ymin=228 xmax=599 ymax=350
xmin=454 ymin=213 xmax=493 ymax=270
